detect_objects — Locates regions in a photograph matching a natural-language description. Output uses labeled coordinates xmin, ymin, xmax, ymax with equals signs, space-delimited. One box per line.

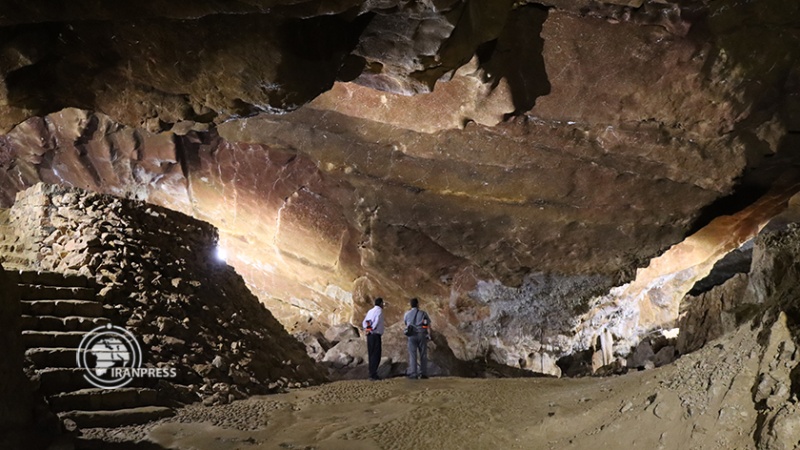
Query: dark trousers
xmin=367 ymin=333 xmax=382 ymax=379
xmin=407 ymin=333 xmax=428 ymax=378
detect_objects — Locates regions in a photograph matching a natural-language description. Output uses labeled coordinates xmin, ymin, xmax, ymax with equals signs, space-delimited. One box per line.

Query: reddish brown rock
xmin=0 ymin=0 xmax=799 ymax=375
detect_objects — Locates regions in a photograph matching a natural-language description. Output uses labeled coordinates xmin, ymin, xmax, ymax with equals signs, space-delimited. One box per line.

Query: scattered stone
xmin=627 ymin=340 xmax=655 ymax=369
xmin=654 ymin=402 xmax=669 ymax=419
xmin=212 ymin=356 xmax=227 ymax=370
xmin=323 ymin=323 xmax=360 ymax=345
xmin=2 ymin=184 xmax=327 ymax=407
xmin=653 ymin=346 xmax=676 ymax=367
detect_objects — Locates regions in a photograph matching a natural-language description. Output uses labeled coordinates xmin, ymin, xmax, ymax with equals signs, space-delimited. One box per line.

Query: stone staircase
xmin=17 ymin=270 xmax=175 ymax=431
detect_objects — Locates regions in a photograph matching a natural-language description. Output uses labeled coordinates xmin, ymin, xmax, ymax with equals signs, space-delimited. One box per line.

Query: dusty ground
xmin=82 ymin=316 xmax=769 ymax=450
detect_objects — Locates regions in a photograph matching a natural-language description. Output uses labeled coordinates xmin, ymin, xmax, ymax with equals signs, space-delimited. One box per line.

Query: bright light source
xmin=661 ymin=328 xmax=680 ymax=339
xmin=215 ymin=245 xmax=228 ymax=261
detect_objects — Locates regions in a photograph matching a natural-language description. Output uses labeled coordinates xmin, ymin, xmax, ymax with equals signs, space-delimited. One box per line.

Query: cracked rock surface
xmin=0 ymin=0 xmax=799 ymax=373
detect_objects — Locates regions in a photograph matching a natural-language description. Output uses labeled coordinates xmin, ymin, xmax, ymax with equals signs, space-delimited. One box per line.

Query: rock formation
xmin=0 ymin=0 xmax=798 ymax=377
xmin=59 ymin=210 xmax=800 ymax=448
xmin=1 ymin=183 xmax=325 ymax=405
xmin=729 ymin=197 xmax=800 ymax=449
xmin=676 ymin=273 xmax=749 ymax=354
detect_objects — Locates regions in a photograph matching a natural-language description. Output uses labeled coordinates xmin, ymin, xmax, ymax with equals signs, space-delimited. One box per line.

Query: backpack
xmin=404 ymin=310 xmax=420 ymax=336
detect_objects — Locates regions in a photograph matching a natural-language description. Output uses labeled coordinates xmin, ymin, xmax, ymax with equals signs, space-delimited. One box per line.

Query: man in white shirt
xmin=362 ymin=297 xmax=385 ymax=381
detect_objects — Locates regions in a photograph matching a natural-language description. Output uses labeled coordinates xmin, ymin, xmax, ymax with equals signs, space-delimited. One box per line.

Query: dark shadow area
xmin=689 ymin=239 xmax=753 ymax=295
xmin=4 ymin=22 xmax=126 ymax=117
xmin=478 ymin=5 xmax=551 ymax=115
xmin=275 ymin=11 xmax=373 ymax=110
xmin=75 ymin=438 xmax=169 ymax=449
xmin=556 ymin=349 xmax=593 ymax=377
xmin=4 ymin=11 xmax=367 ymax=126
xmin=688 ymin=133 xmax=800 ymax=235
xmin=687 ymin=184 xmax=770 ymax=236
xmin=3 ymin=23 xmax=76 ymax=115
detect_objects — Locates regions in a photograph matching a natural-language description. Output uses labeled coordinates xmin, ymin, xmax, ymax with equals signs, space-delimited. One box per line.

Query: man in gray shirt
xmin=403 ymin=298 xmax=431 ymax=379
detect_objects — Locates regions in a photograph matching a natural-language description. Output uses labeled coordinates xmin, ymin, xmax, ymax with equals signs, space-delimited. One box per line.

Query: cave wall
xmin=0 ymin=105 xmax=794 ymax=375
xmin=0 ymin=0 xmax=798 ymax=373
xmin=0 ymin=109 xmax=482 ymax=357
xmin=677 ymin=273 xmax=749 ymax=354
xmin=715 ymin=193 xmax=800 ymax=447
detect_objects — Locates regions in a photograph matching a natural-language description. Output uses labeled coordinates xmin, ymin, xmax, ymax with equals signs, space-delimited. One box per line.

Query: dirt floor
xmin=83 ymin=315 xmax=771 ymax=450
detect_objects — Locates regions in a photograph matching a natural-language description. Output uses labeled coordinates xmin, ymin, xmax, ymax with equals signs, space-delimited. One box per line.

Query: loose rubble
xmin=1 ymin=183 xmax=326 ymax=406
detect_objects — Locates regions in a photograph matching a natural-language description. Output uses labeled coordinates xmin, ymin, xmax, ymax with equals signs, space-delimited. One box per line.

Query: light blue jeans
xmin=407 ymin=333 xmax=428 ymax=378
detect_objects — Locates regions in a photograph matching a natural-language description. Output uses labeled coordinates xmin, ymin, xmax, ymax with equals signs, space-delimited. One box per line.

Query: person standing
xmin=362 ymin=297 xmax=385 ymax=381
xmin=404 ymin=298 xmax=431 ymax=379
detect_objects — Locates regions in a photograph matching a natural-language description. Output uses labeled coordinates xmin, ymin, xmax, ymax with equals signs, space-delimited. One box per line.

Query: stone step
xmin=37 ymin=368 xmax=149 ymax=395
xmin=59 ymin=406 xmax=175 ymax=429
xmin=26 ymin=347 xmax=88 ymax=369
xmin=22 ymin=331 xmax=87 ymax=349
xmin=37 ymin=368 xmax=94 ymax=395
xmin=18 ymin=270 xmax=92 ymax=288
xmin=49 ymin=388 xmax=160 ymax=413
xmin=21 ymin=314 xmax=109 ymax=332
xmin=20 ymin=285 xmax=96 ymax=300
xmin=22 ymin=299 xmax=105 ymax=317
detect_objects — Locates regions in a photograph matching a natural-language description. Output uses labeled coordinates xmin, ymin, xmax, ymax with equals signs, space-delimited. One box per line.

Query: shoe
xmin=369 ymin=376 xmax=381 ymax=381
xmin=420 ymin=375 xmax=429 ymax=379
xmin=407 ymin=375 xmax=417 ymax=380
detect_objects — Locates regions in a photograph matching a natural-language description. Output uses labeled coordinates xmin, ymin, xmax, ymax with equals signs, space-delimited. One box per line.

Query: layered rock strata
xmin=0 ymin=104 xmax=797 ymax=376
xmin=0 ymin=0 xmax=798 ymax=375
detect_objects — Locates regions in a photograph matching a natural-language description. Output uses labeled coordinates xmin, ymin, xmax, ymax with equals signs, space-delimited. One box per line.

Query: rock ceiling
xmin=0 ymin=0 xmax=799 ymax=370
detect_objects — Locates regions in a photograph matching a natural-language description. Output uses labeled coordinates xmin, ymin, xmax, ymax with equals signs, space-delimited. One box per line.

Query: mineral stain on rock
xmin=1 ymin=0 xmax=800 ymax=448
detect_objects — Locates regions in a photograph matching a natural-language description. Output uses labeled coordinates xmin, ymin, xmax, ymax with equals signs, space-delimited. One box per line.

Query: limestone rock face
xmin=0 ymin=0 xmax=799 ymax=374
xmin=755 ymin=313 xmax=800 ymax=450
xmin=0 ymin=0 xmax=796 ymax=134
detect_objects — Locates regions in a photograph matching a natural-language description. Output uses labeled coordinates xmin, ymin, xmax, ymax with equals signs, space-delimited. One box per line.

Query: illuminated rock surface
xmin=0 ymin=0 xmax=799 ymax=377
xmin=3 ymin=1 xmax=800 ymax=447
xmin=2 ymin=184 xmax=326 ymax=405
xmin=73 ymin=219 xmax=800 ymax=448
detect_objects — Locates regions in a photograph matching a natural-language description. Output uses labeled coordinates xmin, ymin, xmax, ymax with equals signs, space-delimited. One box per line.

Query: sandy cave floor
xmin=85 ymin=323 xmax=763 ymax=450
